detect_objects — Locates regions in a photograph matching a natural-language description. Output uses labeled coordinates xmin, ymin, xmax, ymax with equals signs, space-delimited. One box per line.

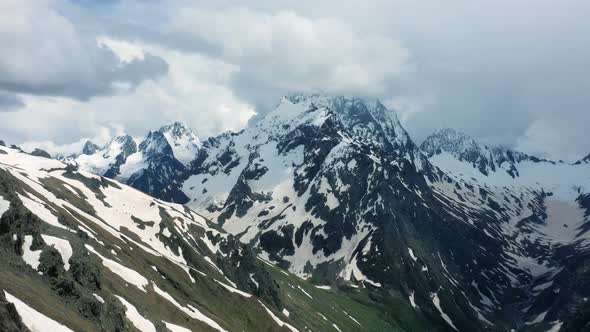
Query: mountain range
xmin=2 ymin=94 xmax=589 ymax=331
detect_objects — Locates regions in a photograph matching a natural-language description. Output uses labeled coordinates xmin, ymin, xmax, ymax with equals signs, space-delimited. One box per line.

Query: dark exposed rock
xmin=39 ymin=248 xmax=65 ymax=278
xmin=214 ymin=235 xmax=283 ymax=309
xmin=69 ymin=250 xmax=102 ymax=291
xmin=30 ymin=148 xmax=51 ymax=159
xmin=81 ymin=141 xmax=100 ymax=155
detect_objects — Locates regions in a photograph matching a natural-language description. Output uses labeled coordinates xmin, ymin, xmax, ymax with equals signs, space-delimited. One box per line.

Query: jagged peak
xmin=277 ymin=94 xmax=403 ymax=128
xmin=421 ymin=128 xmax=547 ymax=164
xmin=81 ymin=140 xmax=100 ymax=155
xmin=421 ymin=128 xmax=488 ymax=157
xmin=103 ymin=134 xmax=137 ymax=159
xmin=111 ymin=134 xmax=135 ymax=143
xmin=158 ymin=121 xmax=194 ymax=136
xmin=263 ymin=93 xmax=412 ymax=151
xmin=284 ymin=93 xmax=386 ymax=112
xmin=139 ymin=130 xmax=173 ymax=156
xmin=155 ymin=121 xmax=200 ymax=164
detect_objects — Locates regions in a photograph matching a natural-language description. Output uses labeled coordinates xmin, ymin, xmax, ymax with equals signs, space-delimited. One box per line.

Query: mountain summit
xmin=157 ymin=122 xmax=200 ymax=165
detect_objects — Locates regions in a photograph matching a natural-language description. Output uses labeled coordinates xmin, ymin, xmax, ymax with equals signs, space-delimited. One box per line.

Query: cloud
xmin=0 ymin=0 xmax=589 ymax=161
xmin=0 ymin=41 xmax=255 ymax=148
xmin=163 ymin=7 xmax=412 ymax=110
xmin=0 ymin=0 xmax=168 ymax=100
xmin=0 ymin=91 xmax=24 ymax=112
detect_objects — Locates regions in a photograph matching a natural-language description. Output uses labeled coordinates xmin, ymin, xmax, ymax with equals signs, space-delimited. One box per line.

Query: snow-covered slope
xmin=178 ymin=95 xmax=532 ymax=331
xmin=0 ymin=144 xmax=423 ymax=331
xmin=0 ymin=143 xmax=284 ymax=331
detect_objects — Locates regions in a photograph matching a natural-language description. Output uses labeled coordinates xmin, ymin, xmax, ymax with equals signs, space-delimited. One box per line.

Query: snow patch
xmin=163 ymin=321 xmax=193 ymax=332
xmin=297 ymin=285 xmax=313 ymax=299
xmin=409 ymin=291 xmax=417 ymax=309
xmin=315 ymin=285 xmax=331 ymax=290
xmin=215 ymin=280 xmax=252 ymax=298
xmin=153 ymin=284 xmax=227 ymax=332
xmin=4 ymin=291 xmax=74 ymax=332
xmin=546 ymin=321 xmax=563 ymax=332
xmin=0 ymin=195 xmax=10 ymax=217
xmin=93 ymin=293 xmax=105 ymax=303
xmin=116 ymin=296 xmax=156 ymax=332
xmin=431 ymin=292 xmax=458 ymax=331
xmin=258 ymin=300 xmax=299 ymax=332
xmin=86 ymin=245 xmax=149 ymax=292
xmin=525 ymin=311 xmax=547 ymax=325
xmin=408 ymin=247 xmax=418 ymax=262
xmin=21 ymin=235 xmax=41 ymax=270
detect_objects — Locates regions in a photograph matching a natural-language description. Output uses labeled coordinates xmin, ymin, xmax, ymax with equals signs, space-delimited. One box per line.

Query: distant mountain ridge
xmin=69 ymin=122 xmax=199 ymax=203
xmin=420 ymin=128 xmax=558 ymax=178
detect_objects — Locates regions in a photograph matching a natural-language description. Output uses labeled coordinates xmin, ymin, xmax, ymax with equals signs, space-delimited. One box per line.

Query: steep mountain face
xmin=182 ymin=95 xmax=432 ymax=281
xmin=81 ymin=141 xmax=100 ymax=155
xmin=123 ymin=130 xmax=188 ymax=204
xmin=73 ymin=122 xmax=199 ymax=203
xmin=178 ymin=95 xmax=533 ymax=331
xmin=421 ymin=128 xmax=590 ymax=331
xmin=177 ymin=97 xmax=590 ymax=331
xmin=0 ymin=144 xmax=415 ymax=331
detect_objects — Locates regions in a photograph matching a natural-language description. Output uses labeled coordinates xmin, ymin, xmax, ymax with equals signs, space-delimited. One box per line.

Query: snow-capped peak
xmin=104 ymin=135 xmax=137 ymax=159
xmin=157 ymin=122 xmax=200 ymax=165
xmin=74 ymin=134 xmax=137 ymax=177
xmin=421 ymin=128 xmax=499 ymax=175
xmin=420 ymin=128 xmax=557 ymax=178
xmin=421 ymin=128 xmax=485 ymax=157
xmin=269 ymin=94 xmax=411 ymax=147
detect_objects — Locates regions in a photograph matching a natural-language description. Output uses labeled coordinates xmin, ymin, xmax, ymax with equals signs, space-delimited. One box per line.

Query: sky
xmin=0 ymin=0 xmax=589 ymax=161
